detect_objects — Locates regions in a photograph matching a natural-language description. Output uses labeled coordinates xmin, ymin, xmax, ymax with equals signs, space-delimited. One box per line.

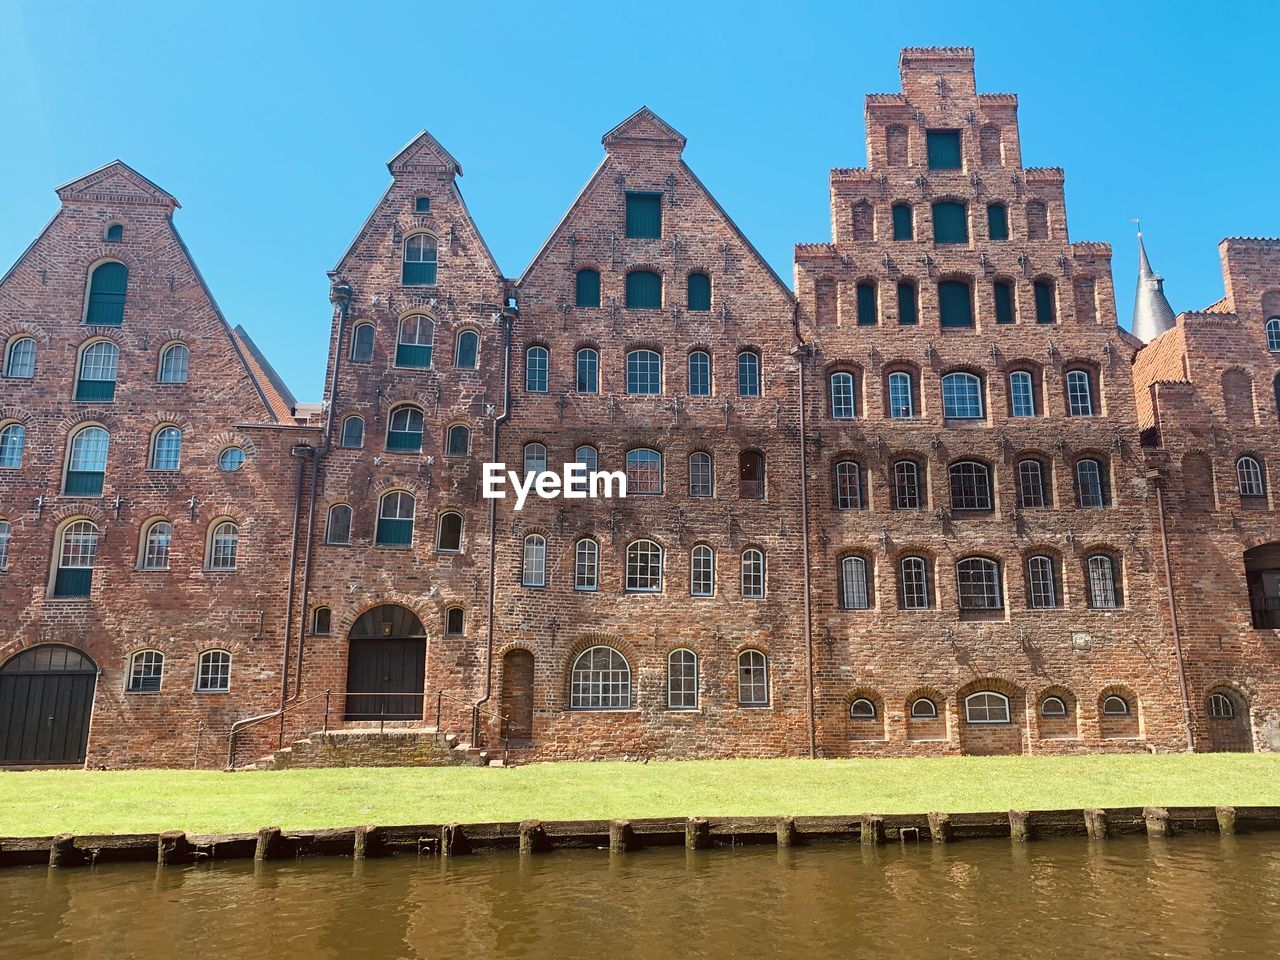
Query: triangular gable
xmin=388 ymin=130 xmax=463 ymax=177
xmin=602 ymin=107 xmax=687 ymax=151
xmin=56 ymin=160 xmax=179 ymax=209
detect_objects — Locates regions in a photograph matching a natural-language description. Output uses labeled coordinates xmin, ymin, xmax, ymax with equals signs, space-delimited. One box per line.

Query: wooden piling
xmin=519 ymin=820 xmax=548 ymax=855
xmin=776 ymin=817 xmax=798 ymax=847
xmin=685 ymin=817 xmax=710 ymax=850
xmin=1009 ymin=810 xmax=1031 ymax=842
xmin=1083 ymin=809 xmax=1109 ymax=840
xmin=609 ymin=819 xmax=633 ymax=853
xmin=440 ymin=823 xmax=470 ymax=856
xmin=927 ymin=812 xmax=953 ymax=843
xmin=353 ymin=825 xmax=380 ymax=859
xmin=157 ymin=831 xmax=191 ymax=866
xmin=254 ymin=827 xmax=282 ymax=862
xmin=1216 ymin=806 xmax=1237 ymax=836
xmin=48 ymin=834 xmax=79 ymax=868
xmin=860 ymin=814 xmax=885 ymax=845
xmin=1143 ymin=807 xmax=1171 ymax=839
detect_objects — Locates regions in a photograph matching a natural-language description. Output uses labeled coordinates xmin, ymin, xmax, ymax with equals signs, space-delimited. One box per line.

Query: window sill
xmin=565 ymin=707 xmax=641 ymax=714
xmin=125 ymin=690 xmax=162 ymax=696
xmin=194 ymin=689 xmax=230 ymax=696
xmin=202 ymin=567 xmax=238 ymax=573
xmin=136 ymin=567 xmax=170 ymax=573
xmin=374 ymin=545 xmax=414 ymax=551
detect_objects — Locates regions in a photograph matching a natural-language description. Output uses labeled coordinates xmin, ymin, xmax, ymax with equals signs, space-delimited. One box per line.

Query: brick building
xmin=0 ymin=48 xmax=1275 ymax=768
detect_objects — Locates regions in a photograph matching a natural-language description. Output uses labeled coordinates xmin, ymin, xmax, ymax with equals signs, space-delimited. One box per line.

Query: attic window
xmin=104 ymin=223 xmax=124 ymax=242
xmin=414 ymin=197 xmax=430 ymax=213
xmin=625 ymin=192 xmax=662 ymax=239
xmin=926 ymin=130 xmax=962 ymax=169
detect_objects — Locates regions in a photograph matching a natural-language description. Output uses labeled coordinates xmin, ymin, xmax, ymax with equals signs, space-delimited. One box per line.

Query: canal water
xmin=2 ymin=834 xmax=1278 ymax=959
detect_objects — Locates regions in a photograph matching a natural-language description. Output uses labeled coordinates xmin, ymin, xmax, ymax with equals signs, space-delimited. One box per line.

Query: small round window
xmin=219 ymin=446 xmax=246 ymax=472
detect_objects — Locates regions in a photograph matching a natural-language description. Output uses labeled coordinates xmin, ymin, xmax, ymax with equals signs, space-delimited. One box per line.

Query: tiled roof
xmin=232 ymin=326 xmax=297 ymax=424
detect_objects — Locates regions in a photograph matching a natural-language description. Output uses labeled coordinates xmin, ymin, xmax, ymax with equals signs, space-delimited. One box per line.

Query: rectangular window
xmin=1034 ymin=281 xmax=1056 ymax=324
xmin=932 ymin=202 xmax=969 ymax=244
xmin=691 ymin=550 xmax=714 ymax=597
xmin=856 ymin=283 xmax=877 ymax=326
xmin=625 ymin=192 xmax=662 ymax=239
xmin=1027 ymin=557 xmax=1058 ymax=609
xmin=987 ymin=204 xmax=1009 ymax=241
xmin=574 ymin=542 xmax=598 ymax=591
xmin=414 ymin=197 xmax=430 ymax=213
xmin=938 ymin=281 xmax=974 ymax=328
xmin=576 ymin=350 xmax=598 ymax=394
xmin=897 ymin=283 xmax=918 ymax=326
xmin=926 ymin=130 xmax=962 ymax=169
xmin=888 ymin=373 xmax=914 ymax=418
xmin=688 ymin=353 xmax=711 ymax=397
xmin=892 ymin=204 xmax=913 ymax=241
xmin=994 ymin=281 xmax=1014 ymax=324
xmin=668 ymin=652 xmax=698 ymax=709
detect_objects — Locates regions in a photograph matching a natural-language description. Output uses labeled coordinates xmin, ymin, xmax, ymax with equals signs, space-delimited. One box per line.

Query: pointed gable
xmin=388 ymin=130 xmax=463 ymax=178
xmin=602 ymin=107 xmax=687 ymax=153
xmin=56 ymin=160 xmax=179 ymax=211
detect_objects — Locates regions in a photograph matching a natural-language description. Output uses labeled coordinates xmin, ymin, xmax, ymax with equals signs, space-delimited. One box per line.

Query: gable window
xmin=932 ymin=202 xmax=969 ymax=244
xmin=897 ymin=282 xmax=918 ymax=325
xmin=688 ymin=351 xmax=711 ymax=396
xmin=690 ymin=544 xmax=715 ymax=596
xmin=941 ymin=371 xmax=983 ymax=419
xmin=993 ymin=281 xmax=1015 ymax=324
xmin=85 ymin=262 xmax=128 ymax=325
xmin=571 ymin=646 xmax=632 ymax=710
xmin=668 ymin=649 xmax=698 ymax=710
xmin=938 ymin=280 xmax=974 ymax=327
xmin=737 ymin=350 xmax=761 ymax=397
xmin=326 ymin=503 xmax=353 ymax=545
xmin=436 ymin=511 xmax=463 ymax=552
xmin=834 ymin=460 xmax=864 ymax=510
xmin=218 ymin=446 xmax=245 ymax=472
xmin=965 ymin=691 xmax=1010 ymax=723
xmin=76 ymin=340 xmax=119 ymax=401
xmin=888 ymin=371 xmax=915 ymax=418
xmin=414 ymin=196 xmax=430 ymax=213
xmin=737 ymin=650 xmax=769 ymax=706
xmin=739 ymin=450 xmax=765 ymax=499
xmin=957 ymin=557 xmax=1002 ymax=610
xmin=625 ymin=192 xmax=662 ymax=239
xmin=950 ymin=461 xmax=993 ymax=511
xmin=1026 ymin=554 xmax=1059 ymax=608
xmin=104 ymin=223 xmax=124 ymax=242
xmin=574 ymin=538 xmax=599 ymax=591
xmin=626 ymin=539 xmax=663 ymax=592
xmin=0 ymin=423 xmax=25 ymax=469
xmin=340 ymin=416 xmax=365 ymax=449
xmin=576 ymin=347 xmax=599 ymax=393
xmin=351 ymin=323 xmax=375 ymax=362
xmin=892 ymin=203 xmax=913 ymax=241
xmin=687 ymin=272 xmax=711 ymax=311
xmin=312 ymin=607 xmax=331 ymax=635
xmin=5 ymin=337 xmax=36 ymax=378
xmin=1086 ymin=554 xmax=1121 ymax=609
xmin=1237 ymin=455 xmax=1266 ymax=498
xmin=140 ymin=520 xmax=172 ymax=571
xmin=65 ymin=426 xmax=109 ymax=495
xmin=158 ymin=343 xmax=189 ymax=383
xmin=455 ymin=330 xmax=479 ymax=369
xmin=839 ymin=556 xmax=870 ymax=609
xmin=127 ymin=651 xmax=164 ymax=693
xmin=987 ymin=203 xmax=1009 ymax=241
xmin=1075 ymin=458 xmax=1108 ymax=508
xmin=1034 ymin=280 xmax=1056 ymax=324
xmin=899 ymin=556 xmax=931 ymax=609
xmin=375 ymin=491 xmax=415 ymax=547
xmin=626 ymin=448 xmax=663 ymax=494
xmin=525 ymin=345 xmax=549 ymax=392
xmin=446 ymin=424 xmax=471 ymax=457
xmin=689 ymin=452 xmax=713 ymax=497
xmin=625 ymin=270 xmax=662 ymax=309
xmin=1017 ymin=458 xmax=1048 ymax=509
xmin=386 ymin=405 xmax=424 ymax=453
xmin=523 ymin=442 xmax=547 ymax=477
xmin=207 ymin=521 xmax=239 ymax=570
xmin=627 ymin=349 xmax=662 ymax=395
xmin=741 ymin=547 xmax=765 ymax=599
xmin=0 ymin=520 xmax=11 ymax=571
xmin=196 ymin=650 xmax=232 ymax=693
xmin=53 ymin=520 xmax=98 ymax=597
xmin=830 ymin=371 xmax=857 ymax=419
xmin=1267 ymin=318 xmax=1280 ymax=352
xmin=893 ymin=459 xmax=922 ymax=509
xmin=402 ymin=234 xmax=438 ymax=286
xmin=574 ymin=444 xmax=598 ymax=474
xmin=1009 ymin=370 xmax=1036 ymax=417
xmin=1066 ymin=370 xmax=1095 ymax=417
xmin=856 ymin=282 xmax=877 ymax=325
xmin=522 ymin=534 xmax=547 ymax=587
xmin=395 ymin=315 xmax=434 ymax=368
xmin=149 ymin=426 xmax=182 ymax=471
xmin=445 ymin=607 xmax=465 ymax=636
xmin=925 ymin=130 xmax=962 ymax=169
xmin=576 ymin=268 xmax=601 ymax=308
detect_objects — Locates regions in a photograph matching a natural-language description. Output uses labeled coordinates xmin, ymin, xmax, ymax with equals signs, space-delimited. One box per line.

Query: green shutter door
xmin=925 ymin=130 xmax=962 ymax=169
xmin=932 ymin=203 xmax=969 ymax=243
xmin=892 ymin=204 xmax=913 ymax=241
xmin=994 ymin=282 xmax=1014 ymax=324
xmin=856 ymin=283 xmax=877 ymax=325
xmin=53 ymin=568 xmax=93 ymax=598
xmin=687 ymin=273 xmax=711 ymax=311
xmin=85 ymin=263 xmax=127 ymax=326
xmin=376 ymin=518 xmax=414 ymax=547
xmin=987 ymin=204 xmax=1009 ymax=240
xmin=938 ymin=282 xmax=974 ymax=328
xmin=625 ymin=193 xmax=662 ymax=239
xmin=897 ymin=283 xmax=918 ymax=325
xmin=1034 ymin=282 xmax=1056 ymax=323
xmin=626 ymin=271 xmax=662 ymax=309
xmin=576 ymin=269 xmax=601 ymax=308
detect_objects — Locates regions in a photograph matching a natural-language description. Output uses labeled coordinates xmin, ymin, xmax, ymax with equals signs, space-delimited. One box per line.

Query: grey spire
xmin=1132 ymin=231 xmax=1177 ymax=343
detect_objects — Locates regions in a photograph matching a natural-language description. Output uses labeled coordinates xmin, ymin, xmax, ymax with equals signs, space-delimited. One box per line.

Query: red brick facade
xmin=0 ymin=49 xmax=1275 ymax=768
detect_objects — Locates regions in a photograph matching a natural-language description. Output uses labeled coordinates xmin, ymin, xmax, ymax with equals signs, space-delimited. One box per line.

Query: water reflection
xmin=1 ymin=835 xmax=1278 ymax=959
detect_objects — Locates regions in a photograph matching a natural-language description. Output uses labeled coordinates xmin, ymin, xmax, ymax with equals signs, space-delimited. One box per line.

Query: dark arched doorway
xmin=1 ymin=645 xmax=98 ymax=765
xmin=1245 ymin=543 xmax=1280 ymax=628
xmin=500 ymin=649 xmax=534 ymax=745
xmin=1206 ymin=687 xmax=1253 ymax=753
xmin=344 ymin=605 xmax=426 ymax=721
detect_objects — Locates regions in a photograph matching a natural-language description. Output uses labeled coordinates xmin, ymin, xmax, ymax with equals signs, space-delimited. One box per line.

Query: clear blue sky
xmin=2 ymin=0 xmax=1276 ymax=402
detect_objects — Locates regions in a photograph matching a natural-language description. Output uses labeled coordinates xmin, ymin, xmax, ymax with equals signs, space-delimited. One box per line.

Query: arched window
xmin=938 ymin=279 xmax=974 ymax=328
xmin=376 ymin=491 xmax=415 ymax=547
xmin=932 ymin=201 xmax=968 ymax=243
xmin=386 ymin=405 xmax=424 ymax=452
xmin=892 ymin=203 xmax=913 ymax=241
xmin=444 ymin=607 xmax=465 ymax=636
xmin=522 ymin=534 xmax=547 ymax=587
xmin=1041 ymin=696 xmax=1068 ymax=717
xmin=899 ymin=556 xmax=931 ymax=610
xmin=687 ymin=272 xmax=711 ymax=311
xmin=350 ymin=322 xmax=375 ymax=362
xmin=893 ymin=460 xmax=922 ymax=510
xmin=196 ymin=650 xmax=232 ymax=693
xmin=1102 ymin=695 xmax=1130 ymax=716
xmin=690 ymin=544 xmax=715 ymax=596
xmin=625 ymin=270 xmax=662 ymax=310
xmin=1208 ymin=692 xmax=1235 ymax=719
xmin=523 ymin=442 xmax=547 ymax=477
xmin=436 ymin=511 xmax=463 ymax=552
xmin=964 ymin=691 xmax=1010 ymax=723
xmin=149 ymin=426 xmax=182 ymax=471
xmin=158 ymin=343 xmax=189 ymax=383
xmin=127 ymin=650 xmax=164 ymax=693
xmin=53 ymin=520 xmax=98 ymax=597
xmin=949 ymin=461 xmax=993 ymax=511
xmin=941 ymin=372 xmax=983 ymax=419
xmin=445 ymin=424 xmax=471 ymax=457
xmin=626 ymin=349 xmax=662 ymax=395
xmin=830 ymin=371 xmax=857 ymax=419
xmin=575 ymin=268 xmax=601 ymax=308
xmin=326 ymin=503 xmax=353 ymax=545
xmin=207 ymin=521 xmax=239 ymax=570
xmin=396 ymin=315 xmax=434 ymax=368
xmin=455 ymin=330 xmax=479 ymax=369
xmin=401 ymin=234 xmax=438 ymax=285
xmin=218 ymin=446 xmax=245 ymax=472
xmin=574 ymin=445 xmax=598 ymax=474
xmin=911 ymin=698 xmax=939 ymax=719
xmin=65 ymin=426 xmax=109 ymax=495
xmin=839 ymin=556 xmax=870 ymax=609
xmin=956 ymin=557 xmax=1002 ymax=610
xmin=104 ymin=223 xmax=124 ymax=242
xmin=1025 ymin=554 xmax=1058 ymax=608
xmin=850 ymin=698 xmax=876 ymax=719
xmin=668 ymin=649 xmax=698 ymax=709
xmin=741 ymin=547 xmax=766 ymax=599
xmin=1268 ymin=318 xmax=1280 ymax=352
xmin=0 ymin=519 xmax=11 ymax=571
xmin=340 ymin=416 xmax=365 ymax=449
xmin=525 ymin=345 xmax=549 ymax=392
xmin=140 ymin=520 xmax=172 ymax=571
xmin=833 ymin=460 xmax=864 ymax=510
xmin=1075 ymin=458 xmax=1108 ymax=508
xmin=574 ymin=538 xmax=598 ymax=591
xmin=576 ymin=347 xmax=599 ymax=393
xmin=887 ymin=371 xmax=914 ymax=418
xmin=1033 ymin=279 xmax=1056 ymax=324
xmin=1017 ymin=458 xmax=1048 ymax=509
xmin=737 ymin=350 xmax=761 ymax=397
xmin=1086 ymin=554 xmax=1121 ymax=609
xmin=739 ymin=450 xmax=765 ymax=499
xmin=4 ymin=337 xmax=36 ymax=378
xmin=626 ymin=448 xmax=663 ymax=494
xmin=570 ymin=646 xmax=632 ymax=710
xmin=85 ymin=262 xmax=128 ymax=325
xmin=1008 ymin=370 xmax=1036 ymax=417
xmin=737 ymin=650 xmax=769 ymax=706
xmin=987 ymin=202 xmax=1009 ymax=241
xmin=312 ymin=607 xmax=331 ymax=635
xmin=689 ymin=452 xmax=713 ymax=497
xmin=0 ymin=423 xmax=26 ymax=469
xmin=688 ymin=351 xmax=711 ymax=396
xmin=76 ymin=340 xmax=119 ymax=401
xmin=626 ymin=539 xmax=663 ymax=592
xmin=1065 ymin=369 xmax=1095 ymax=416
xmin=1237 ymin=456 xmax=1266 ymax=498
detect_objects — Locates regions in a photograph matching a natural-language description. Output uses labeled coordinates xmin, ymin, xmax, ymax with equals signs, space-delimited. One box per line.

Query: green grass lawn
xmin=2 ymin=754 xmax=1278 ymax=837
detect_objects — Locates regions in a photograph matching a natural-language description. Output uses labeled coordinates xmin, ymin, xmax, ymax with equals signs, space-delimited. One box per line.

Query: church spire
xmin=1132 ymin=227 xmax=1177 ymax=343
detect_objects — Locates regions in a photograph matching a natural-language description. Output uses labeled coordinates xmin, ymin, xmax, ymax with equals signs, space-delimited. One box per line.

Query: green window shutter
xmin=1034 ymin=281 xmax=1056 ymax=324
xmin=105 ymin=224 xmax=123 ymax=242
xmin=85 ymin=262 xmax=127 ymax=325
xmin=892 ymin=204 xmax=913 ymax=241
xmin=625 ymin=192 xmax=662 ymax=239
xmin=65 ymin=470 xmax=104 ymax=496
xmin=932 ymin=202 xmax=969 ymax=244
xmin=926 ymin=130 xmax=962 ymax=169
xmin=75 ymin=378 xmax=116 ymax=402
xmin=54 ymin=567 xmax=93 ymax=598
xmin=401 ymin=261 xmax=437 ymax=286
xmin=994 ymin=282 xmax=1014 ymax=324
xmin=376 ymin=517 xmax=414 ymax=548
xmin=575 ymin=269 xmax=601 ymax=308
xmin=395 ymin=344 xmax=433 ymax=368
xmin=386 ymin=430 xmax=422 ymax=453
xmin=897 ymin=283 xmax=918 ymax=325
xmin=938 ymin=281 xmax=974 ymax=328
xmin=856 ymin=283 xmax=877 ymax=325
xmin=687 ymin=273 xmax=711 ymax=311
xmin=987 ymin=204 xmax=1009 ymax=241
xmin=625 ymin=271 xmax=662 ymax=309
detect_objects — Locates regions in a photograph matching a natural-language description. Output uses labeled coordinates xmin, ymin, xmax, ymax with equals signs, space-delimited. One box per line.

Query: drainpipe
xmin=790 ymin=319 xmax=817 ymax=759
xmin=1151 ymin=468 xmax=1195 ymax=752
xmin=279 ymin=447 xmax=308 ymax=719
xmin=473 ymin=303 xmax=516 ymax=744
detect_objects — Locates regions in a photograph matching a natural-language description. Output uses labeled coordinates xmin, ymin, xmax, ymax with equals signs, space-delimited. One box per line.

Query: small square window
xmin=414 ymin=197 xmax=430 ymax=213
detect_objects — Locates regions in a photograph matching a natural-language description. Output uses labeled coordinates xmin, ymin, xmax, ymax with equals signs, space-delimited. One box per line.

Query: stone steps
xmin=250 ymin=726 xmax=494 ymax=770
